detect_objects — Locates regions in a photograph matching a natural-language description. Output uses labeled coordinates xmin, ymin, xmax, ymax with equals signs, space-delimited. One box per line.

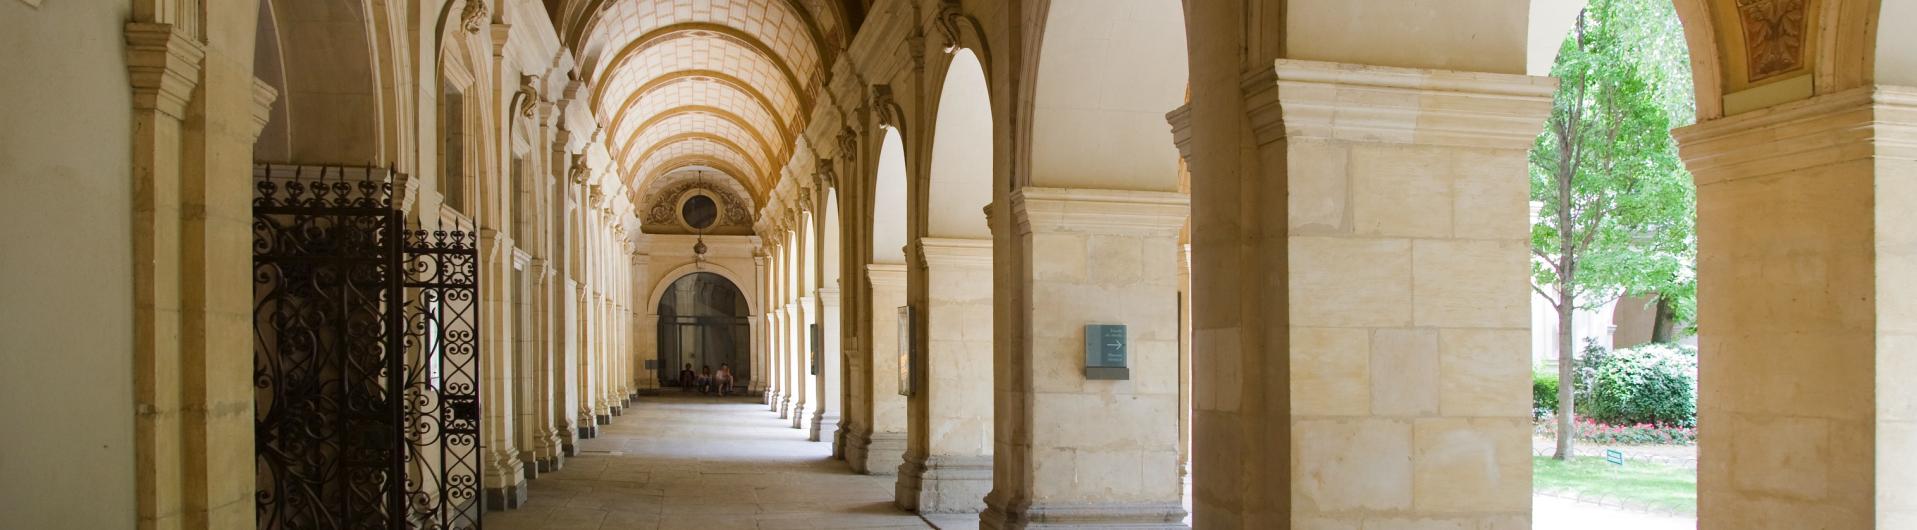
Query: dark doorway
xmin=656 ymin=272 xmax=751 ymax=389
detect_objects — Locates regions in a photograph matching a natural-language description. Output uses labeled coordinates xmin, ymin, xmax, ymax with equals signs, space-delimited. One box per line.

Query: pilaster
xmin=849 ymin=263 xmax=910 ymax=475
xmin=898 ymin=238 xmax=993 ymax=514
xmin=981 ymin=188 xmax=1189 ymax=529
xmin=1672 ymin=86 xmax=1917 ymax=529
xmin=1256 ymin=59 xmax=1549 ymax=528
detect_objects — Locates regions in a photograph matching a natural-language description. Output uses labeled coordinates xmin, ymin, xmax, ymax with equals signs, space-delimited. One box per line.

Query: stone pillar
xmin=1253 ymin=60 xmax=1548 ymax=527
xmin=529 ymin=259 xmax=564 ymax=471
xmin=1176 ymin=244 xmax=1192 ymax=480
xmin=575 ymin=283 xmax=598 ymax=439
xmin=849 ymin=264 xmax=910 ymax=474
xmin=480 ymin=230 xmax=526 ymax=510
xmin=979 ymin=189 xmax=1187 ymax=528
xmin=812 ymin=289 xmax=843 ymax=441
xmin=752 ymin=255 xmax=769 ymax=395
xmin=1673 ymin=87 xmax=1917 ymax=529
xmin=791 ymin=299 xmax=814 ymax=429
xmin=897 ymin=237 xmax=994 ymax=513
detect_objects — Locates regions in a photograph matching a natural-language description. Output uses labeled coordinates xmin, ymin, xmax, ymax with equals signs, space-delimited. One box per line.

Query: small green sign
xmin=1083 ymin=324 xmax=1128 ymax=380
xmin=1605 ymin=449 xmax=1625 ymax=466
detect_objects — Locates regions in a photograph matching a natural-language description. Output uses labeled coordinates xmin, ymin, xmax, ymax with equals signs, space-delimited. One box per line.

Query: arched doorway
xmin=656 ymin=272 xmax=752 ymax=389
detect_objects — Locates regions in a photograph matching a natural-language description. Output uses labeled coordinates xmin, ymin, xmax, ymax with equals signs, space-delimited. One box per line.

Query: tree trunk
xmin=1553 ymin=288 xmax=1576 ymax=460
xmin=1651 ymin=295 xmax=1676 ymax=343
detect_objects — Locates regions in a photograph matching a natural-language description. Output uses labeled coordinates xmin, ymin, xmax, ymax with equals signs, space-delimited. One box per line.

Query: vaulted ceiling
xmin=546 ymin=0 xmax=866 ymax=209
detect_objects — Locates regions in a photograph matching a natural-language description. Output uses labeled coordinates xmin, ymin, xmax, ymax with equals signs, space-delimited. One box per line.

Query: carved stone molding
xmin=815 ymin=158 xmax=836 ymax=191
xmin=933 ymin=0 xmax=965 ymax=53
xmin=1250 ymin=59 xmax=1556 ymax=150
xmin=1164 ymin=104 xmax=1193 ymax=160
xmin=248 ymin=77 xmax=280 ymax=141
xmin=125 ymin=22 xmax=204 ymax=119
xmin=1010 ymin=187 xmax=1189 ymax=237
xmin=1674 ymin=86 xmax=1917 ymax=185
xmin=461 ymin=0 xmax=489 ymax=34
xmin=871 ymin=84 xmax=900 ymax=129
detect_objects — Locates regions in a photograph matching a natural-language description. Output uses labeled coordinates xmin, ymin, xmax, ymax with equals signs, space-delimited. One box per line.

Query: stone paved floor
xmin=485 ymin=394 xmax=934 ymax=530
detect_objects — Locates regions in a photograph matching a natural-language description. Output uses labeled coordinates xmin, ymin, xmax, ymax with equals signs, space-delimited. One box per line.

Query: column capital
xmin=1674 ymin=86 xmax=1917 ymax=186
xmin=125 ymin=22 xmax=204 ymax=119
xmin=865 ymin=263 xmax=907 ymax=287
xmin=1246 ymin=59 xmax=1555 ymax=149
xmin=1009 ymin=187 xmax=1188 ymax=237
xmin=914 ymin=237 xmax=992 ymax=268
xmin=1165 ymin=103 xmax=1194 ymax=159
xmin=248 ymin=77 xmax=279 ymax=141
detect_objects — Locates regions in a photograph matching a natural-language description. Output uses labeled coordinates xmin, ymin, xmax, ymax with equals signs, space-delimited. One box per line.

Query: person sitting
xmin=698 ymin=365 xmax=714 ymax=394
xmin=715 ymin=364 xmax=735 ymax=396
xmin=678 ymin=363 xmax=696 ymax=392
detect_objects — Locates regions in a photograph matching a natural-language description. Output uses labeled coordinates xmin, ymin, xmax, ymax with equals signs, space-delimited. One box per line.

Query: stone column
xmin=1176 ymin=244 xmax=1192 ymax=480
xmin=529 ymin=258 xmax=564 ymax=471
xmin=979 ymin=189 xmax=1188 ymax=528
xmin=849 ymin=264 xmax=910 ymax=474
xmin=560 ymin=277 xmax=582 ymax=450
xmin=575 ymin=283 xmax=597 ymax=439
xmin=897 ymin=237 xmax=994 ymax=513
xmin=752 ymin=255 xmax=768 ymax=395
xmin=480 ymin=230 xmax=526 ymax=509
xmin=812 ymin=288 xmax=844 ymax=441
xmin=790 ymin=299 xmax=813 ymax=429
xmin=1674 ymin=87 xmax=1917 ymax=529
xmin=1255 ymin=60 xmax=1548 ymax=527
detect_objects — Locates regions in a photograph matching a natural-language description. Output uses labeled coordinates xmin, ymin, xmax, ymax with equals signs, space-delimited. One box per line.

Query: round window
xmin=681 ymin=194 xmax=718 ymax=230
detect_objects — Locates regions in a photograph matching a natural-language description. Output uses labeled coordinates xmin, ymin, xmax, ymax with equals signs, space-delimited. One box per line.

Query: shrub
xmin=1536 ymin=418 xmax=1697 ymax=445
xmin=1533 ymin=370 xmax=1560 ymax=419
xmin=1580 ymin=343 xmax=1697 ymax=427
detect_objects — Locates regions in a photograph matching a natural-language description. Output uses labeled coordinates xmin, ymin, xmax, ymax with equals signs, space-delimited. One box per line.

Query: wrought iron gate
xmin=253 ymin=165 xmax=482 ymax=529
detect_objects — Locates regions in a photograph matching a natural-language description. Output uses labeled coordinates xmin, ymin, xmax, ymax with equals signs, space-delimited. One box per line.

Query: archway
xmin=655 ymin=272 xmax=752 ymax=390
xmin=896 ymin=46 xmax=996 ymax=515
xmin=846 ymin=126 xmax=912 ymax=475
xmin=810 ymin=189 xmax=844 ymax=442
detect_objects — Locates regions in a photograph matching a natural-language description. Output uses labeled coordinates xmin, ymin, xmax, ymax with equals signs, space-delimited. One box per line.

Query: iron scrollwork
xmin=253 ymin=164 xmax=483 ymax=529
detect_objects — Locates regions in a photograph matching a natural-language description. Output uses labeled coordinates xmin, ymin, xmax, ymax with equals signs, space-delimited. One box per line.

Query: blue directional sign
xmin=1083 ymin=324 xmax=1129 ymax=380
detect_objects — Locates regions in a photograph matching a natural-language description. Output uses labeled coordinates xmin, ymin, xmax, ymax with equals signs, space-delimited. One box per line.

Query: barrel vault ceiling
xmin=545 ymin=0 xmax=866 ymax=212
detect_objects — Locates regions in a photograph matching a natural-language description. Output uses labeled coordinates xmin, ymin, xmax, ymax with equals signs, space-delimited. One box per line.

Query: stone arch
xmin=1026 ymin=0 xmax=1187 ymax=191
xmin=872 ymin=126 xmax=909 ymax=264
xmin=252 ymin=0 xmax=393 ymax=165
xmin=647 ymin=261 xmax=757 ymax=315
xmin=925 ymin=48 xmax=993 ymax=239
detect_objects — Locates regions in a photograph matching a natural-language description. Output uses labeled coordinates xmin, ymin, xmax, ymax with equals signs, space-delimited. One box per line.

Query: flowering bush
xmin=1536 ymin=418 xmax=1697 ymax=445
xmin=1533 ymin=370 xmax=1560 ymax=420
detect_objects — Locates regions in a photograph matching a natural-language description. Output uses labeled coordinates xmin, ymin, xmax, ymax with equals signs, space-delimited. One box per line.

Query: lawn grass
xmin=1533 ymin=456 xmax=1696 ymax=514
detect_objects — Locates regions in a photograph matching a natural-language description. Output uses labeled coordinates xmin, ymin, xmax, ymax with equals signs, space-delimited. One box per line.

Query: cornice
xmin=1674 ymin=86 xmax=1917 ymax=185
xmin=125 ymin=22 xmax=204 ymax=119
xmin=1248 ymin=59 xmax=1556 ymax=150
xmin=915 ymin=237 xmax=992 ymax=267
xmin=1011 ymin=187 xmax=1188 ymax=237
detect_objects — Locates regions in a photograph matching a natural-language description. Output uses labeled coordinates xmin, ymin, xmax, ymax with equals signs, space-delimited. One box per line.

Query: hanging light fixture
xmin=685 ymin=170 xmax=715 ymax=264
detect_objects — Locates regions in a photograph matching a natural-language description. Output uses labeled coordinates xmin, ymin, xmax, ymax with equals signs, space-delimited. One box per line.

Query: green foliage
xmin=1534 ymin=370 xmax=1560 ymax=419
xmin=1580 ymin=343 xmax=1698 ymax=427
xmin=1530 ymin=0 xmax=1698 ymax=320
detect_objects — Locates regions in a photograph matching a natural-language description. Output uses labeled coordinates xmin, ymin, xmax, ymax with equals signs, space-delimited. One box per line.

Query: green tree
xmin=1531 ymin=0 xmax=1696 ymax=460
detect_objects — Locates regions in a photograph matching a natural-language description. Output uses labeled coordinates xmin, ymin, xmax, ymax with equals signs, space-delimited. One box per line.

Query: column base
xmin=596 ymin=414 xmax=611 ymax=426
xmin=779 ymin=398 xmax=792 ymax=419
xmin=846 ymin=431 xmax=907 ymax=475
xmin=610 ymin=406 xmax=622 ymax=417
xmin=980 ymin=501 xmax=1188 ymax=530
xmin=518 ymin=453 xmax=541 ymax=481
xmin=537 ymin=456 xmax=563 ymax=473
xmin=484 ymin=478 xmax=529 ymax=512
xmin=832 ymin=422 xmax=851 ymax=459
xmin=790 ymin=403 xmax=807 ymax=429
xmin=578 ymin=425 xmax=597 ymax=439
xmin=896 ymin=454 xmax=992 ymax=513
xmin=809 ymin=413 xmax=837 ymax=443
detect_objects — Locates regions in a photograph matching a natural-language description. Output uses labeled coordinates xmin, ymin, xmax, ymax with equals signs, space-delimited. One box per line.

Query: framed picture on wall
xmin=897 ymin=305 xmax=915 ymax=397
